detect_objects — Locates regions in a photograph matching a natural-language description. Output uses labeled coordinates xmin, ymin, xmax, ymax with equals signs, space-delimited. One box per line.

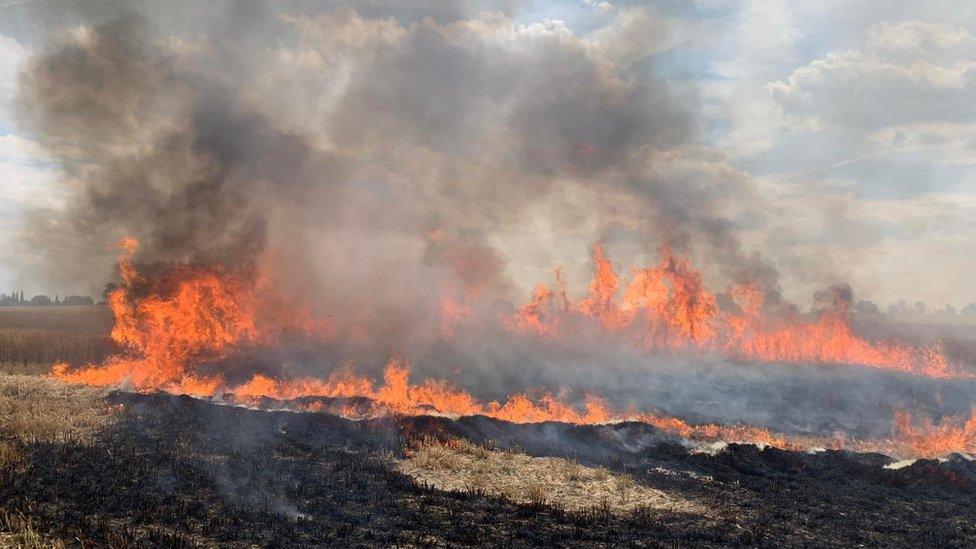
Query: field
xmin=1 ymin=309 xmax=976 ymax=547
xmin=0 ymin=307 xmax=114 ymax=374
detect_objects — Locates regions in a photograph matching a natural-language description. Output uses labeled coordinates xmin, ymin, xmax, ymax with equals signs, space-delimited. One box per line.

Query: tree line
xmin=0 ymin=291 xmax=95 ymax=307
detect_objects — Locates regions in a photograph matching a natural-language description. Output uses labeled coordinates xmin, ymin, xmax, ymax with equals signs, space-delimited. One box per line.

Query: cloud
xmin=769 ymin=20 xmax=976 ymax=137
xmin=583 ymin=0 xmax=614 ymax=14
xmin=0 ymin=32 xmax=28 ymax=127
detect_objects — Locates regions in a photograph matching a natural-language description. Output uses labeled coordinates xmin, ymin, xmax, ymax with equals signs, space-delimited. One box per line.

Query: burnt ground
xmin=1 ymin=390 xmax=976 ymax=547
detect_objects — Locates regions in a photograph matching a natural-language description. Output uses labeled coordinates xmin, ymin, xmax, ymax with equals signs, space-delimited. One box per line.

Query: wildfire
xmin=223 ymin=356 xmax=843 ymax=450
xmin=891 ymin=409 xmax=976 ymax=458
xmin=53 ymin=239 xmax=330 ymax=396
xmin=509 ymin=245 xmax=956 ymax=378
xmin=49 ymin=237 xmax=974 ymax=460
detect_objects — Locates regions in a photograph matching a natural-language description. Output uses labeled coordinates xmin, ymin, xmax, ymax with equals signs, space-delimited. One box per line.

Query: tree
xmin=962 ymin=303 xmax=976 ymax=316
xmin=887 ymin=299 xmax=910 ymax=315
xmin=853 ymin=300 xmax=879 ymax=315
xmin=30 ymin=295 xmax=53 ymax=306
xmin=62 ymin=295 xmax=95 ymax=306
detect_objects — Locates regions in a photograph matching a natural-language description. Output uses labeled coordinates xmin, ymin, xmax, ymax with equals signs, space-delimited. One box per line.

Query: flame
xmin=509 ymin=244 xmax=957 ymax=378
xmin=52 ymin=239 xmax=330 ymax=395
xmin=891 ymin=409 xmax=976 ymax=458
xmin=48 ymin=237 xmax=973 ymax=459
xmin=578 ymin=245 xmax=625 ymax=328
xmin=223 ymin=356 xmax=804 ymax=446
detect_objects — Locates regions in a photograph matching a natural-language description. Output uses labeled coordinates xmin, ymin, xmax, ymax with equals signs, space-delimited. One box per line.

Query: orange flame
xmin=49 ymin=237 xmax=972 ymax=459
xmin=53 ymin=238 xmax=330 ymax=395
xmin=891 ymin=409 xmax=976 ymax=458
xmin=509 ymin=244 xmax=957 ymax=378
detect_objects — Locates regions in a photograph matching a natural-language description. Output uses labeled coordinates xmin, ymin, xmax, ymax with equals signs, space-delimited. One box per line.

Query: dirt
xmin=0 ymin=378 xmax=974 ymax=547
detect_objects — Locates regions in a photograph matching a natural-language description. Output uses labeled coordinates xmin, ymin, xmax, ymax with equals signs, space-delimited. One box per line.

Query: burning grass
xmin=397 ymin=437 xmax=709 ymax=515
xmin=892 ymin=409 xmax=976 ymax=458
xmin=510 ymin=245 xmax=956 ymax=378
xmin=0 ymin=381 xmax=973 ymax=546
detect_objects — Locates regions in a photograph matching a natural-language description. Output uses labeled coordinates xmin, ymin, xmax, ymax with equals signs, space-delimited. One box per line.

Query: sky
xmin=0 ymin=0 xmax=974 ymax=310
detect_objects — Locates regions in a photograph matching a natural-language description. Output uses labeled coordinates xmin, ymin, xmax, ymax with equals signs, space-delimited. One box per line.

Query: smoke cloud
xmin=16 ymin=1 xmax=974 ymax=440
xmin=13 ymin=1 xmax=767 ymax=298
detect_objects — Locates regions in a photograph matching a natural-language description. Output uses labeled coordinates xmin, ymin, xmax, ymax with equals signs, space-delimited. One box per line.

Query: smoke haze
xmin=10 ymin=1 xmax=976 ymax=441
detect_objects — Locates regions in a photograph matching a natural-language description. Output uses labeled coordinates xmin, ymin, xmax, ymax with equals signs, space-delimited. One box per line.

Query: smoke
xmin=18 ymin=1 xmax=972 ymax=440
xmin=12 ymin=1 xmax=773 ymax=295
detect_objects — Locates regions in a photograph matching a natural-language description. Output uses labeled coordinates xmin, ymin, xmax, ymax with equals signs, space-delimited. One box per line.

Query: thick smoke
xmin=14 ymin=1 xmax=765 ymax=297
xmin=16 ymin=1 xmax=971 ymax=439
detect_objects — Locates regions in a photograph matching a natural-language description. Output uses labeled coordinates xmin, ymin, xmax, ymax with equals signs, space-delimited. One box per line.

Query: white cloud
xmin=583 ymin=0 xmax=614 ymax=14
xmin=701 ymin=0 xmax=802 ymax=158
xmin=769 ymin=20 xmax=976 ymax=133
xmin=869 ymin=122 xmax=976 ymax=164
xmin=0 ymin=33 xmax=28 ymax=127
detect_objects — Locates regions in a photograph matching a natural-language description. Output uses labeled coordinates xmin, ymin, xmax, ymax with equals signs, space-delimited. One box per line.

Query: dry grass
xmin=0 ymin=373 xmax=116 ymax=447
xmin=0 ymin=306 xmax=113 ymax=332
xmin=398 ymin=438 xmax=709 ymax=515
xmin=0 ymin=509 xmax=65 ymax=548
xmin=0 ymin=330 xmax=114 ymax=371
xmin=0 ymin=307 xmax=115 ymax=370
xmin=0 ymin=375 xmax=109 ymax=547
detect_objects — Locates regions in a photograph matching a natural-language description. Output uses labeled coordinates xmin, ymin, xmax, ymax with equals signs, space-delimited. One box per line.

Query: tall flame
xmin=50 ymin=238 xmax=974 ymax=459
xmin=509 ymin=245 xmax=956 ymax=378
xmin=53 ymin=239 xmax=330 ymax=395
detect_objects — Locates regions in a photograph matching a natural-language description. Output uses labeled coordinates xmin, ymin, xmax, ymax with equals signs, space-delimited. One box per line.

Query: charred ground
xmin=1 ymin=376 xmax=975 ymax=547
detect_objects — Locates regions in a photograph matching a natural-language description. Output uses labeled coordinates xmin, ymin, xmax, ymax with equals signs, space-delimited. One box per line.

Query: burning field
xmin=0 ymin=235 xmax=969 ymax=545
xmin=46 ymin=239 xmax=976 ymax=460
xmin=3 ymin=1 xmax=976 ymax=547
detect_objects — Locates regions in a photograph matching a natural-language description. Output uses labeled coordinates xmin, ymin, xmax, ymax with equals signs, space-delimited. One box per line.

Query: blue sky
xmin=1 ymin=0 xmax=975 ymax=308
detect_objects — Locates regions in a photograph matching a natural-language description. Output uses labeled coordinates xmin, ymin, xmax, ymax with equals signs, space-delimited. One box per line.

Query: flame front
xmin=509 ymin=245 xmax=955 ymax=378
xmin=50 ymin=238 xmax=972 ymax=459
xmin=891 ymin=410 xmax=976 ymax=458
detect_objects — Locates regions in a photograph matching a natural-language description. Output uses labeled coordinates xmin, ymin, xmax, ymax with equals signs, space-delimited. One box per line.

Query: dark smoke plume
xmin=9 ymin=1 xmax=976 ymax=445
xmin=13 ymin=1 xmax=774 ymax=302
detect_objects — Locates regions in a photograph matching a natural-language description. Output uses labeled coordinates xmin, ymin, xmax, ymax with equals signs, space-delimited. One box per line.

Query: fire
xmin=224 ymin=356 xmax=824 ymax=448
xmin=509 ymin=244 xmax=957 ymax=378
xmin=49 ymin=237 xmax=974 ymax=460
xmin=53 ymin=239 xmax=330 ymax=395
xmin=578 ymin=245 xmax=624 ymax=328
xmin=891 ymin=409 xmax=976 ymax=458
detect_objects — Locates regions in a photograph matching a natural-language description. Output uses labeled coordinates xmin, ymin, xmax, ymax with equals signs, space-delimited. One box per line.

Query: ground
xmin=0 ymin=373 xmax=975 ymax=547
xmin=1 ymin=308 xmax=975 ymax=547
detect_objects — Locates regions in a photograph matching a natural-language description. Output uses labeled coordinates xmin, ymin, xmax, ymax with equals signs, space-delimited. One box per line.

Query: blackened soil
xmin=0 ymin=392 xmax=974 ymax=547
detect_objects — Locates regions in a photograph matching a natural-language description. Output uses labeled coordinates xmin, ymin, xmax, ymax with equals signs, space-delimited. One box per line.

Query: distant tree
xmin=941 ymin=304 xmax=957 ymax=316
xmin=30 ymin=295 xmax=53 ymax=306
xmin=962 ymin=303 xmax=976 ymax=316
xmin=62 ymin=295 xmax=95 ymax=306
xmin=853 ymin=300 xmax=879 ymax=315
xmin=887 ymin=299 xmax=910 ymax=315
xmin=914 ymin=301 xmax=927 ymax=315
